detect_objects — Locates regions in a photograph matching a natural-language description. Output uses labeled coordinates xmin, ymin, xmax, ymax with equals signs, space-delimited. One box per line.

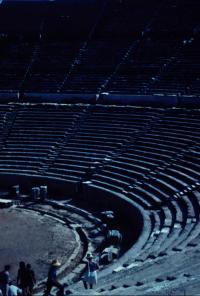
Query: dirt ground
xmin=0 ymin=206 xmax=78 ymax=283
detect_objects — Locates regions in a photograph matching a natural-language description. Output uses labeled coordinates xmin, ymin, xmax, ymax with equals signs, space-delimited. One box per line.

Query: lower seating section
xmin=0 ymin=104 xmax=85 ymax=177
xmin=69 ymin=183 xmax=200 ymax=295
xmin=0 ymin=103 xmax=200 ymax=294
xmin=90 ymin=108 xmax=200 ymax=198
xmin=0 ymin=104 xmax=200 ymax=185
xmin=0 ymin=104 xmax=14 ymax=146
xmin=0 ymin=103 xmax=200 ymax=202
xmin=92 ymin=243 xmax=200 ymax=295
xmin=46 ymin=106 xmax=157 ymax=180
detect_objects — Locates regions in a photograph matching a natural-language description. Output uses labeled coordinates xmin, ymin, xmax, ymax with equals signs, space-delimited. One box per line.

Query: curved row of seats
xmin=73 ymin=183 xmax=200 ymax=295
xmin=0 ymin=105 xmax=200 ymax=240
xmin=0 ymin=104 xmax=199 ymax=186
xmin=0 ymin=103 xmax=200 ymax=294
xmin=0 ymin=104 xmax=84 ymax=178
xmin=68 ymin=182 xmax=200 ymax=295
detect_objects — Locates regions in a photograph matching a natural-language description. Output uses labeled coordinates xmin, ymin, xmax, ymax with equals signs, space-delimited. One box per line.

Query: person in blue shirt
xmin=44 ymin=260 xmax=64 ymax=296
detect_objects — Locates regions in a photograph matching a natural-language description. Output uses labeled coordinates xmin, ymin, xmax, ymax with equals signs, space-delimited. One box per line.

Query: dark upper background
xmin=0 ymin=0 xmax=199 ymax=96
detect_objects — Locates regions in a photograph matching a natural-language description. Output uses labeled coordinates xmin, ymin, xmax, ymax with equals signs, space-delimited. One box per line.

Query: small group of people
xmin=0 ymin=262 xmax=36 ymax=296
xmin=17 ymin=262 xmax=36 ymax=296
xmin=1 ymin=254 xmax=99 ymax=296
xmin=44 ymin=253 xmax=99 ymax=296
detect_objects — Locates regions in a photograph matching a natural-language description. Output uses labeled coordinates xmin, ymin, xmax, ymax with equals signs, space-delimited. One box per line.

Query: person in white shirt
xmin=8 ymin=285 xmax=22 ymax=296
xmin=82 ymin=254 xmax=99 ymax=289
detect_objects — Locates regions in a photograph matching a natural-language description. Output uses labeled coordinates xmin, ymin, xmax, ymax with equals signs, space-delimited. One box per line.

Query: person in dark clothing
xmin=44 ymin=260 xmax=64 ymax=296
xmin=17 ymin=262 xmax=27 ymax=296
xmin=25 ymin=265 xmax=36 ymax=296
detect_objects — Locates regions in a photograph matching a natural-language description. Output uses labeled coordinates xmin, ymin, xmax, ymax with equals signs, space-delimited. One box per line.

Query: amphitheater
xmin=0 ymin=0 xmax=200 ymax=295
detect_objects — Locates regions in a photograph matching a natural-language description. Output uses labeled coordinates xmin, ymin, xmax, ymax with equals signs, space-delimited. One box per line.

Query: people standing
xmin=82 ymin=254 xmax=99 ymax=289
xmin=0 ymin=265 xmax=11 ymax=296
xmin=25 ymin=264 xmax=36 ymax=296
xmin=44 ymin=260 xmax=64 ymax=296
xmin=17 ymin=262 xmax=28 ymax=296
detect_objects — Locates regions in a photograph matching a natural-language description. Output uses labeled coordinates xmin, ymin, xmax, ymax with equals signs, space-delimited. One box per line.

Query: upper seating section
xmin=60 ymin=40 xmax=130 ymax=93
xmin=21 ymin=41 xmax=82 ymax=92
xmin=146 ymin=34 xmax=200 ymax=95
xmin=93 ymin=0 xmax=160 ymax=40
xmin=105 ymin=33 xmax=180 ymax=94
xmin=0 ymin=0 xmax=199 ymax=95
xmin=42 ymin=1 xmax=103 ymax=41
xmin=0 ymin=2 xmax=46 ymax=37
xmin=0 ymin=40 xmax=34 ymax=91
xmin=0 ymin=1 xmax=103 ymax=40
xmin=50 ymin=0 xmax=166 ymax=94
xmin=0 ymin=0 xmax=104 ymax=92
xmin=105 ymin=0 xmax=200 ymax=95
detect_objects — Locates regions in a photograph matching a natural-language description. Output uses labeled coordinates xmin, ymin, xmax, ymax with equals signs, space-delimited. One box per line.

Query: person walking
xmin=82 ymin=254 xmax=99 ymax=289
xmin=44 ymin=260 xmax=64 ymax=296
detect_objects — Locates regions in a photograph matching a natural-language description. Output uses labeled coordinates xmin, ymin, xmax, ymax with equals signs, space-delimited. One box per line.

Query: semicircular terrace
xmin=0 ymin=103 xmax=200 ymax=294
